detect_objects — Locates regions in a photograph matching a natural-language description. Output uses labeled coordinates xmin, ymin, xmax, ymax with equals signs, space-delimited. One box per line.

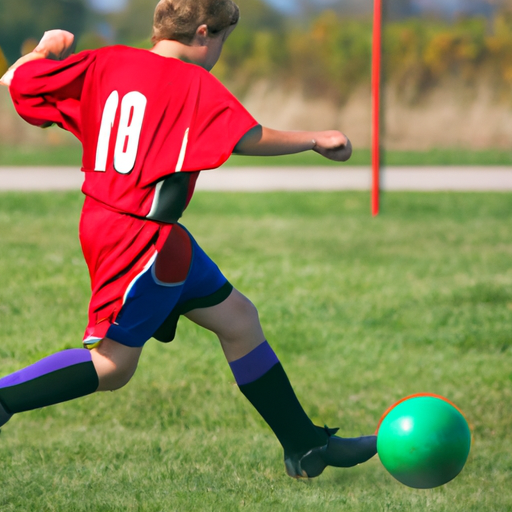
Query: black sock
xmin=0 ymin=349 xmax=99 ymax=420
xmin=238 ymin=362 xmax=327 ymax=456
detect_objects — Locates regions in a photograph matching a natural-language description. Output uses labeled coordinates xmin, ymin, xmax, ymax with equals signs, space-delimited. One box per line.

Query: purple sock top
xmin=229 ymin=341 xmax=280 ymax=386
xmin=0 ymin=349 xmax=92 ymax=389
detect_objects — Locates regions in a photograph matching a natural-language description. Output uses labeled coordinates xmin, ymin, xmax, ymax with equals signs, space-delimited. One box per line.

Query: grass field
xmin=0 ymin=190 xmax=511 ymax=511
xmin=1 ymin=144 xmax=512 ymax=167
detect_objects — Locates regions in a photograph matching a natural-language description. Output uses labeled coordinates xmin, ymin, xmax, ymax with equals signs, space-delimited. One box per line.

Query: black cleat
xmin=284 ymin=427 xmax=377 ymax=478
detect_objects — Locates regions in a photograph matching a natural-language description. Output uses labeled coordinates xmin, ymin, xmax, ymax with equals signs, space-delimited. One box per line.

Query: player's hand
xmin=312 ymin=131 xmax=352 ymax=162
xmin=34 ymin=30 xmax=75 ymax=60
xmin=0 ymin=29 xmax=75 ymax=86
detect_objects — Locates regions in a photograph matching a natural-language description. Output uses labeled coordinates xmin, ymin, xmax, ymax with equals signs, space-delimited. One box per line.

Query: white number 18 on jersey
xmin=94 ymin=90 xmax=147 ymax=174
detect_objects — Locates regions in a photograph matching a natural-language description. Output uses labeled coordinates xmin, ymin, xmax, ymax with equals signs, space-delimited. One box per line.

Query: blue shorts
xmin=104 ymin=227 xmax=232 ymax=348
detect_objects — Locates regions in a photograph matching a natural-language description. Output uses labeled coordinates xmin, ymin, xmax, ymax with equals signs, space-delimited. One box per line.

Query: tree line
xmin=216 ymin=6 xmax=512 ymax=104
xmin=1 ymin=0 xmax=511 ymax=104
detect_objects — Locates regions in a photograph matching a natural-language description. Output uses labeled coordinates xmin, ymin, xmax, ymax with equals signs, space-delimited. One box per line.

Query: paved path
xmin=0 ymin=166 xmax=511 ymax=191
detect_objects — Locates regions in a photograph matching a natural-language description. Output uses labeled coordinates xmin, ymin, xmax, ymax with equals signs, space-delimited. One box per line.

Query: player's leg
xmin=0 ymin=231 xmax=183 ymax=428
xmin=0 ymin=338 xmax=142 ymax=428
xmin=152 ymin=227 xmax=376 ymax=477
xmin=0 ymin=214 xmax=192 ymax=428
xmin=185 ymin=288 xmax=377 ymax=478
xmin=90 ymin=338 xmax=142 ymax=391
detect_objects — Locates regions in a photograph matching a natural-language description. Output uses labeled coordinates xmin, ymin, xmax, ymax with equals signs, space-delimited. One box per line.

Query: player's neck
xmin=151 ymin=39 xmax=204 ymax=65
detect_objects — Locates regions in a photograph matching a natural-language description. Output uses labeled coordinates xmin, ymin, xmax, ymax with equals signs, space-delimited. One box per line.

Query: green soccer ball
xmin=377 ymin=394 xmax=471 ymax=489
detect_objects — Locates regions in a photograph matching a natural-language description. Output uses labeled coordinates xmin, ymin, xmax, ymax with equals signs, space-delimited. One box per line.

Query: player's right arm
xmin=0 ymin=30 xmax=74 ymax=87
xmin=233 ymin=125 xmax=353 ymax=162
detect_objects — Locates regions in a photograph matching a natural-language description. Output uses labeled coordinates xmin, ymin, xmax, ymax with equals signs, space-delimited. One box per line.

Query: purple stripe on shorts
xmin=229 ymin=341 xmax=279 ymax=386
xmin=0 ymin=349 xmax=92 ymax=389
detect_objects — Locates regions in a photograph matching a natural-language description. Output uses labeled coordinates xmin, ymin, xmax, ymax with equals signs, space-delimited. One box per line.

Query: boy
xmin=0 ymin=0 xmax=376 ymax=479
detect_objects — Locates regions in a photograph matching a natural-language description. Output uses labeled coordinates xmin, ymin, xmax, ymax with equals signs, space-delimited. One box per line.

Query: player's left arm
xmin=233 ymin=125 xmax=352 ymax=162
xmin=0 ymin=30 xmax=75 ymax=87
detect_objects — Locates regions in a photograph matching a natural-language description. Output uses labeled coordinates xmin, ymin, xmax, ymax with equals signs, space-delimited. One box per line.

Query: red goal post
xmin=372 ymin=0 xmax=382 ymax=216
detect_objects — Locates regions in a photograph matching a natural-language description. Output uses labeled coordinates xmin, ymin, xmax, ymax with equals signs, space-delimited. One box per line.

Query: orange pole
xmin=371 ymin=0 xmax=382 ymax=216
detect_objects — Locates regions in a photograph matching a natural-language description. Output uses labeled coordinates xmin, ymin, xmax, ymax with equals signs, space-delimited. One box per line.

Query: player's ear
xmin=195 ymin=24 xmax=209 ymax=44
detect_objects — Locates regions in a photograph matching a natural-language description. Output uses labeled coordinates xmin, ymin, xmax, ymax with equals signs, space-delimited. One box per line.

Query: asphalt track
xmin=0 ymin=166 xmax=511 ymax=191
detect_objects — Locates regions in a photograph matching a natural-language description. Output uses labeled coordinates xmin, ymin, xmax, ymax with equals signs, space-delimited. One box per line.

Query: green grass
xmin=0 ymin=190 xmax=511 ymax=511
xmin=1 ymin=144 xmax=512 ymax=166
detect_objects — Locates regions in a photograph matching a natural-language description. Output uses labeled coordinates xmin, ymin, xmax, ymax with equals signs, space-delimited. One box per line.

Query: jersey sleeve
xmin=9 ymin=51 xmax=96 ymax=139
xmin=181 ymin=70 xmax=258 ymax=173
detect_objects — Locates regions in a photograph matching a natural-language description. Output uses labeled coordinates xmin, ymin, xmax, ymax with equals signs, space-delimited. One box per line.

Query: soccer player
xmin=0 ymin=0 xmax=376 ymax=479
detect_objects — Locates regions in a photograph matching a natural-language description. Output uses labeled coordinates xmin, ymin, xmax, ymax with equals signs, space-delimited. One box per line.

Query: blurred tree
xmin=386 ymin=0 xmax=415 ymax=20
xmin=0 ymin=46 xmax=8 ymax=75
xmin=0 ymin=0 xmax=86 ymax=64
xmin=106 ymin=0 xmax=155 ymax=46
xmin=213 ymin=0 xmax=285 ymax=85
xmin=236 ymin=0 xmax=286 ymax=30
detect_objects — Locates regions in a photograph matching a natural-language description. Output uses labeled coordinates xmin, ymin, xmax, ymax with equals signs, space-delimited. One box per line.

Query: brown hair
xmin=152 ymin=0 xmax=239 ymax=45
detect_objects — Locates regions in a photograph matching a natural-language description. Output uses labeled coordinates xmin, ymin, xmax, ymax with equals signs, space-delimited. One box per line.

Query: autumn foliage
xmin=215 ymin=7 xmax=512 ymax=105
xmin=2 ymin=3 xmax=512 ymax=106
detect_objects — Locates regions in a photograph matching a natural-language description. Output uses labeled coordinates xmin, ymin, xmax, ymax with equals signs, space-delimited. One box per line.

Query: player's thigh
xmin=185 ymin=288 xmax=265 ymax=351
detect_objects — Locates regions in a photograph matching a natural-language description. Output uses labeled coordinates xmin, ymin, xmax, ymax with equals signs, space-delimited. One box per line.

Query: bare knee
xmin=216 ymin=292 xmax=262 ymax=344
xmin=185 ymin=288 xmax=266 ymax=361
xmin=91 ymin=338 xmax=142 ymax=391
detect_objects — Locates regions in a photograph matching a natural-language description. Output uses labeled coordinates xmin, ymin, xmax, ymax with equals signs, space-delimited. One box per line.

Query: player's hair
xmin=152 ymin=0 xmax=239 ymax=45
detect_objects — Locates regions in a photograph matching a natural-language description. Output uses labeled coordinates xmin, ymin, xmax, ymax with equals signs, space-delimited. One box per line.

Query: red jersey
xmin=9 ymin=46 xmax=258 ymax=343
xmin=10 ymin=46 xmax=258 ymax=221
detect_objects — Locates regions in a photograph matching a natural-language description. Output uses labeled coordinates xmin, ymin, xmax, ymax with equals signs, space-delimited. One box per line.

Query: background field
xmin=0 ymin=190 xmax=510 ymax=511
xmin=2 ymin=144 xmax=512 ymax=167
